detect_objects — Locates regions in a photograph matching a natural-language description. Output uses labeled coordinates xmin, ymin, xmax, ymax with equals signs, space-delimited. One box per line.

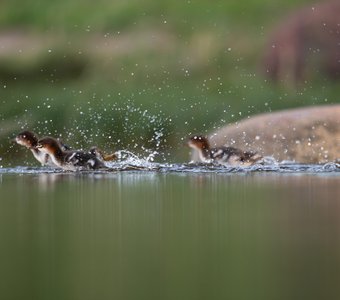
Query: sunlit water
xmin=0 ymin=162 xmax=340 ymax=300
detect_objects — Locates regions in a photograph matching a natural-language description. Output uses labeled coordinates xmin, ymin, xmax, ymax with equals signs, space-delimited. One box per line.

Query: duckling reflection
xmin=37 ymin=173 xmax=67 ymax=191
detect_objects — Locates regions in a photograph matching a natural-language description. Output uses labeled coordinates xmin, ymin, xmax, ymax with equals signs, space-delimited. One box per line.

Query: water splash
xmin=1 ymin=161 xmax=339 ymax=175
xmin=106 ymin=150 xmax=161 ymax=171
xmin=13 ymin=99 xmax=172 ymax=160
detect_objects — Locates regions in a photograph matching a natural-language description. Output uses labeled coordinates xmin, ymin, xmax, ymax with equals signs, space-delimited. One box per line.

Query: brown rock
xmin=208 ymin=105 xmax=340 ymax=163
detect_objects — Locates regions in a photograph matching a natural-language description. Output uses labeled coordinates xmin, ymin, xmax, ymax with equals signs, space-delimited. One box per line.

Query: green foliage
xmin=0 ymin=0 xmax=313 ymax=31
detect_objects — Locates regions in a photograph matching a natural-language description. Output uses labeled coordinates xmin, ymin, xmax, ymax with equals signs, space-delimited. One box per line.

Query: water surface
xmin=0 ymin=167 xmax=340 ymax=300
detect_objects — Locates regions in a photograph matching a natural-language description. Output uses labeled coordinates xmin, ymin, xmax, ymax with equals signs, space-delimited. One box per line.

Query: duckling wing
xmin=210 ymin=148 xmax=227 ymax=160
xmin=66 ymin=151 xmax=106 ymax=169
xmin=210 ymin=147 xmax=244 ymax=162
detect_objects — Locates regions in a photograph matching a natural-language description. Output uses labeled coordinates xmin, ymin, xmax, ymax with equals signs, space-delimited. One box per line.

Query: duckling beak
xmin=11 ymin=137 xmax=18 ymax=144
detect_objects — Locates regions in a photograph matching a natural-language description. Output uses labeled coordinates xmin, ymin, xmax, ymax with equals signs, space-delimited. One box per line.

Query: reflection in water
xmin=0 ymin=173 xmax=340 ymax=300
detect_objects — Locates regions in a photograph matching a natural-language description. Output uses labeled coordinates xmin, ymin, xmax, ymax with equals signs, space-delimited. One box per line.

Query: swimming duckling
xmin=15 ymin=130 xmax=70 ymax=167
xmin=188 ymin=135 xmax=262 ymax=166
xmin=37 ymin=137 xmax=106 ymax=171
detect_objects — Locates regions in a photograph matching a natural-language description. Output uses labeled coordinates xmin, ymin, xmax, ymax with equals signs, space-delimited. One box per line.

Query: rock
xmin=207 ymin=105 xmax=340 ymax=163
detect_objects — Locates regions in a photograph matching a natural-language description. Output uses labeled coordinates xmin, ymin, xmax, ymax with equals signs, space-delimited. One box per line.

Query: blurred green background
xmin=0 ymin=0 xmax=339 ymax=165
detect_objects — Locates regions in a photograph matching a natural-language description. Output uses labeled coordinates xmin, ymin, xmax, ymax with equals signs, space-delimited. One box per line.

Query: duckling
xmin=37 ymin=137 xmax=106 ymax=171
xmin=188 ymin=135 xmax=262 ymax=166
xmin=15 ymin=130 xmax=70 ymax=167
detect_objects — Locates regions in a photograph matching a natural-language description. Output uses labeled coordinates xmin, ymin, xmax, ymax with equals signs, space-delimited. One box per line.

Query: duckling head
xmin=15 ymin=131 xmax=39 ymax=149
xmin=37 ymin=137 xmax=61 ymax=155
xmin=188 ymin=135 xmax=210 ymax=150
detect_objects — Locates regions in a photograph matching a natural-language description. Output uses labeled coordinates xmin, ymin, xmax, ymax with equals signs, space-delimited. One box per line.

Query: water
xmin=1 ymin=160 xmax=340 ymax=174
xmin=0 ymin=165 xmax=340 ymax=300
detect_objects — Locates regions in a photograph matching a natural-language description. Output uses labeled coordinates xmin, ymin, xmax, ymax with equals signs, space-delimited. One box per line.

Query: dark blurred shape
xmin=263 ymin=0 xmax=340 ymax=85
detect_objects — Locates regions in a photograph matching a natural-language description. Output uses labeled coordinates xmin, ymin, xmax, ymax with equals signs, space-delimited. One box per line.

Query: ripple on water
xmin=0 ymin=160 xmax=339 ymax=175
